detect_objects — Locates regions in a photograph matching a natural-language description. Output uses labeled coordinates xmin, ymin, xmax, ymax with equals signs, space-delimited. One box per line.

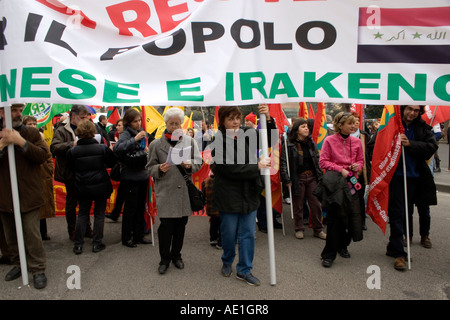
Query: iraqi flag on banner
xmin=357 ymin=7 xmax=450 ymax=64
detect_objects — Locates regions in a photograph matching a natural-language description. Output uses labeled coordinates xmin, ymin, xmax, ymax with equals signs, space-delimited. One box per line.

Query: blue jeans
xmin=220 ymin=210 xmax=256 ymax=275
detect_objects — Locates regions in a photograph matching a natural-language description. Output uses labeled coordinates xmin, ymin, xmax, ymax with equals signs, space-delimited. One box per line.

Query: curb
xmin=436 ymin=183 xmax=450 ymax=194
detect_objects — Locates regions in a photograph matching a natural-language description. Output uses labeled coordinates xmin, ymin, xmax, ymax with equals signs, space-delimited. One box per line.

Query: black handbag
xmin=176 ymin=165 xmax=205 ymax=212
xmin=109 ymin=162 xmax=121 ymax=181
xmin=124 ymin=149 xmax=148 ymax=169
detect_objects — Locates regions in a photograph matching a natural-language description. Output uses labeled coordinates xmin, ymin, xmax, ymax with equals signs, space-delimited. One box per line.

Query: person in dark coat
xmin=280 ymin=118 xmax=326 ymax=240
xmin=211 ymin=104 xmax=276 ymax=286
xmin=386 ymin=105 xmax=438 ymax=271
xmin=0 ymin=104 xmax=49 ymax=289
xmin=67 ymin=120 xmax=117 ymax=254
xmin=113 ymin=108 xmax=151 ymax=248
xmin=50 ymin=105 xmax=92 ymax=240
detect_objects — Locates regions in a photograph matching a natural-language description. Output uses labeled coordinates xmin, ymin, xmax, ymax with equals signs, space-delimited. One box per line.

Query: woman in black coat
xmin=113 ymin=108 xmax=151 ymax=247
xmin=67 ymin=120 xmax=117 ymax=254
xmin=280 ymin=118 xmax=325 ymax=240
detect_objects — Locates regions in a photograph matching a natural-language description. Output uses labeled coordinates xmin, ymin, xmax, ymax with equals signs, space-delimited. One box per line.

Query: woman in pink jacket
xmin=319 ymin=112 xmax=364 ymax=268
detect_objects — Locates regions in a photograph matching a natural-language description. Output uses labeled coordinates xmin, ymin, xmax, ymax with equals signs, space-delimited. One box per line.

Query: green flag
xmin=23 ymin=103 xmax=72 ymax=128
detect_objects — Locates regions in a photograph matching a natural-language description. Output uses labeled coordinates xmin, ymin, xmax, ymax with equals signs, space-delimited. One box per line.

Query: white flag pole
xmin=283 ymin=133 xmax=294 ymax=220
xmin=4 ymin=106 xmax=29 ymax=286
xmin=259 ymin=113 xmax=276 ymax=285
xmin=401 ymin=145 xmax=411 ymax=270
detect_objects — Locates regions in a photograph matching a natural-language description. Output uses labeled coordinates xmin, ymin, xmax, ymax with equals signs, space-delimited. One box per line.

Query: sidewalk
xmin=434 ymin=141 xmax=450 ymax=193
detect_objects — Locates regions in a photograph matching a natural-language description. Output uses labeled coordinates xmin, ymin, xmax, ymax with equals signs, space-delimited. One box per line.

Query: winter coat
xmin=146 ymin=134 xmax=202 ymax=218
xmin=40 ymin=142 xmax=55 ymax=219
xmin=210 ymin=121 xmax=276 ymax=214
xmin=66 ymin=138 xmax=117 ymax=199
xmin=313 ymin=170 xmax=362 ymax=241
xmin=50 ymin=119 xmax=76 ymax=183
xmin=113 ymin=126 xmax=149 ymax=182
xmin=0 ymin=125 xmax=48 ymax=213
xmin=400 ymin=118 xmax=438 ymax=206
xmin=280 ymin=136 xmax=322 ymax=196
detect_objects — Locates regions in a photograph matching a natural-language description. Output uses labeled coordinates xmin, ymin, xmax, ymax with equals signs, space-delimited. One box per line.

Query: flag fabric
xmin=182 ymin=112 xmax=194 ymax=130
xmin=308 ymin=104 xmax=315 ymax=119
xmin=311 ymin=102 xmax=328 ymax=152
xmin=422 ymin=105 xmax=450 ymax=126
xmin=142 ymin=106 xmax=164 ymax=134
xmin=145 ymin=177 xmax=157 ymax=231
xmin=262 ymin=104 xmax=289 ymax=214
xmin=213 ymin=106 xmax=220 ymax=131
xmin=106 ymin=107 xmax=120 ymax=131
xmin=366 ymin=105 xmax=403 ymax=234
xmin=351 ymin=103 xmax=364 ymax=130
xmin=357 ymin=7 xmax=450 ymax=64
xmin=23 ymin=103 xmax=72 ymax=128
xmin=298 ymin=102 xmax=308 ymax=119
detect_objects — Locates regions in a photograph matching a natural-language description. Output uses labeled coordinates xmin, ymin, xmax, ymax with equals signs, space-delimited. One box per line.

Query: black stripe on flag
xmin=357 ymin=45 xmax=450 ymax=64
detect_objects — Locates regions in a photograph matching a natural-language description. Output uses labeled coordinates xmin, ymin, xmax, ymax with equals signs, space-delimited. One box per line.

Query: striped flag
xmin=106 ymin=107 xmax=120 ymax=131
xmin=366 ymin=105 xmax=403 ymax=234
xmin=298 ymin=102 xmax=308 ymax=119
xmin=357 ymin=7 xmax=450 ymax=64
xmin=213 ymin=106 xmax=219 ymax=131
xmin=311 ymin=102 xmax=327 ymax=153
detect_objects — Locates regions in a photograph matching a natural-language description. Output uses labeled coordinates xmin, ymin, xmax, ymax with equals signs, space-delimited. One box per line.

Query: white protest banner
xmin=1 ymin=0 xmax=450 ymax=107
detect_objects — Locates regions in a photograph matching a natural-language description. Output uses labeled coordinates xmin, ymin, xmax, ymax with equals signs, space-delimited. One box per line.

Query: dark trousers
xmin=413 ymin=205 xmax=431 ymax=237
xmin=321 ymin=193 xmax=361 ymax=260
xmin=292 ymin=174 xmax=323 ymax=233
xmin=0 ymin=209 xmax=46 ymax=275
xmin=121 ymin=180 xmax=147 ymax=243
xmin=387 ymin=175 xmax=419 ymax=258
xmin=209 ymin=215 xmax=221 ymax=243
xmin=64 ymin=181 xmax=79 ymax=235
xmin=158 ymin=216 xmax=188 ymax=265
xmin=75 ymin=198 xmax=107 ymax=247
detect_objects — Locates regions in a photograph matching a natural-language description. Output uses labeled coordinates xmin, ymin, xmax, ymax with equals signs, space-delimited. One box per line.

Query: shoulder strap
xmin=176 ymin=165 xmax=191 ymax=185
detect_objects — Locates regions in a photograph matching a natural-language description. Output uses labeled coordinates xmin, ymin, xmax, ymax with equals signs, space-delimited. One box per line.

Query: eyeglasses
xmin=405 ymin=106 xmax=420 ymax=114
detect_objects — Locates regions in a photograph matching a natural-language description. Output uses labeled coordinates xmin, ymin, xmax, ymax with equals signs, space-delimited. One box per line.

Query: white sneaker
xmin=295 ymin=231 xmax=304 ymax=239
xmin=283 ymin=198 xmax=291 ymax=204
xmin=314 ymin=231 xmax=327 ymax=240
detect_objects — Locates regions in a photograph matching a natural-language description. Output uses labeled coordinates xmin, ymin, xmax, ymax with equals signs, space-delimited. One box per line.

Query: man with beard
xmin=0 ymin=104 xmax=48 ymax=289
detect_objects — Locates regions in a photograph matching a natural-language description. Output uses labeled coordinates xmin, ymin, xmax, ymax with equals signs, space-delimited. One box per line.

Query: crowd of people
xmin=0 ymin=103 xmax=441 ymax=289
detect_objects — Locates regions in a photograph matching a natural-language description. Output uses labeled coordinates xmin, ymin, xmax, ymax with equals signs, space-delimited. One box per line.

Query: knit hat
xmin=245 ymin=112 xmax=257 ymax=125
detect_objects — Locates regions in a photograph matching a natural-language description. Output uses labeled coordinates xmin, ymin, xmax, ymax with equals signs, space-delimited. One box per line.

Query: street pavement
xmin=0 ymin=142 xmax=449 ymax=310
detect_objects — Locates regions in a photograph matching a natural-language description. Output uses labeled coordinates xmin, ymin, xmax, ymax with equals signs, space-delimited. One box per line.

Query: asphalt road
xmin=1 ymin=142 xmax=449 ymax=317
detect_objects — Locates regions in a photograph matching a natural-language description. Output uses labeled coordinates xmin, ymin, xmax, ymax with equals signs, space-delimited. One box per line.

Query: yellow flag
xmin=143 ymin=106 xmax=164 ymax=134
xmin=42 ymin=121 xmax=54 ymax=147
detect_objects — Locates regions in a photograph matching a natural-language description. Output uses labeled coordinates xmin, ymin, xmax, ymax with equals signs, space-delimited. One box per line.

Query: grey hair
xmin=164 ymin=107 xmax=184 ymax=123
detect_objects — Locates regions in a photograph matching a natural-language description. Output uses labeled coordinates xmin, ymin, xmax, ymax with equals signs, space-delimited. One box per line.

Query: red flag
xmin=422 ymin=105 xmax=450 ymax=126
xmin=312 ymin=103 xmax=326 ymax=145
xmin=298 ymin=102 xmax=308 ymax=119
xmin=145 ymin=177 xmax=157 ymax=231
xmin=267 ymin=104 xmax=289 ymax=214
xmin=308 ymin=104 xmax=315 ymax=119
xmin=367 ymin=105 xmax=403 ymax=234
xmin=107 ymin=108 xmax=120 ymax=126
xmin=351 ymin=103 xmax=364 ymax=130
xmin=213 ymin=106 xmax=220 ymax=131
